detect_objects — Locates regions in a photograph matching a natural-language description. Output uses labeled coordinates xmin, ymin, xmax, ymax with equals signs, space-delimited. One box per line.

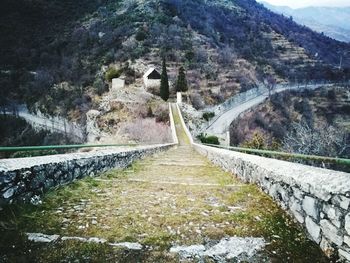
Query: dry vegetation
xmin=230 ymin=86 xmax=350 ymax=159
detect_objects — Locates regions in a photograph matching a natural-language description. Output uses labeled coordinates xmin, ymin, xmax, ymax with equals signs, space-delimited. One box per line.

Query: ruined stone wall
xmin=0 ymin=144 xmax=174 ymax=206
xmin=193 ymin=144 xmax=350 ymax=261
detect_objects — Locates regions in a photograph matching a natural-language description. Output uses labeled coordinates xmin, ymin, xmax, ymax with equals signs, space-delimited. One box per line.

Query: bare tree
xmin=218 ymin=46 xmax=236 ymax=67
xmin=190 ymin=92 xmax=205 ymax=110
xmin=263 ymin=75 xmax=277 ymax=99
xmin=282 ymin=121 xmax=349 ymax=158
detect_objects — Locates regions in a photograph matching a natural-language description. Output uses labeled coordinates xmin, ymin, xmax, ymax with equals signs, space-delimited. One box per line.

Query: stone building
xmin=143 ymin=68 xmax=161 ymax=89
xmin=111 ymin=78 xmax=125 ymax=98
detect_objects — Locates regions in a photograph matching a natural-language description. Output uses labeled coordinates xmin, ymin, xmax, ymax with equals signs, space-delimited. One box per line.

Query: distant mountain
xmin=261 ymin=2 xmax=350 ymax=43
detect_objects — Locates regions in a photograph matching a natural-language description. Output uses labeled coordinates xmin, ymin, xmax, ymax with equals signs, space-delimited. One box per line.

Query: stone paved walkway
xmin=0 ymin=104 xmax=328 ymax=262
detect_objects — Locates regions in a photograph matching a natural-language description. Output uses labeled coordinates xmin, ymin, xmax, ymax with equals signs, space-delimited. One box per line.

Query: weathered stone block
xmin=2 ymin=186 xmax=18 ymax=199
xmin=76 ymin=159 xmax=88 ymax=167
xmin=332 ymin=195 xmax=350 ymax=210
xmin=73 ymin=168 xmax=81 ymax=180
xmin=320 ymin=219 xmax=343 ymax=246
xmin=302 ymin=196 xmax=319 ymax=221
xmin=21 ymin=170 xmax=32 ymax=180
xmin=290 ymin=200 xmax=304 ymax=223
xmin=344 ymin=236 xmax=350 ymax=247
xmin=339 ymin=249 xmax=350 ymax=262
xmin=305 ymin=216 xmax=321 ymax=243
xmin=309 ymin=186 xmax=332 ymax=202
xmin=269 ymin=184 xmax=279 ymax=200
xmin=0 ymin=171 xmax=16 ymax=188
xmin=45 ymin=164 xmax=56 ymax=176
xmin=290 ymin=199 xmax=302 ymax=212
xmin=320 ymin=237 xmax=335 ymax=258
xmin=292 ymin=187 xmax=304 ymax=200
xmin=345 ymin=213 xmax=350 ymax=235
xmin=277 ymin=185 xmax=289 ymax=204
xmin=323 ymin=204 xmax=342 ymax=228
xmin=30 ymin=172 xmax=46 ymax=190
xmin=260 ymin=178 xmax=271 ymax=191
xmin=44 ymin=179 xmax=55 ymax=191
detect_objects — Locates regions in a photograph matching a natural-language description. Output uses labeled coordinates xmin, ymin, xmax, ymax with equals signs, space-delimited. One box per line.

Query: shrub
xmin=121 ymin=118 xmax=171 ymax=143
xmin=202 ymin=112 xmax=215 ymax=121
xmin=93 ymin=78 xmax=108 ymax=95
xmin=147 ymin=106 xmax=154 ymax=118
xmin=175 ymin=66 xmax=188 ymax=92
xmin=197 ymin=133 xmax=220 ymax=145
xmin=282 ymin=121 xmax=349 ymax=158
xmin=241 ymin=132 xmax=268 ymax=150
xmin=154 ymin=104 xmax=170 ymax=123
xmin=190 ymin=92 xmax=205 ymax=109
xmin=105 ymin=67 xmax=122 ymax=82
xmin=253 ymin=114 xmax=267 ymax=129
xmin=135 ymin=28 xmax=147 ymax=41
xmin=327 ymin=89 xmax=336 ymax=100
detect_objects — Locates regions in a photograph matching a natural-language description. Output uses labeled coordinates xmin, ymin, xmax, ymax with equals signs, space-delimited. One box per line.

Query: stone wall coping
xmin=194 ymin=144 xmax=350 ymax=201
xmin=176 ymin=103 xmax=194 ymax=144
xmin=169 ymin=103 xmax=179 ymax=144
xmin=0 ymin=144 xmax=175 ymax=172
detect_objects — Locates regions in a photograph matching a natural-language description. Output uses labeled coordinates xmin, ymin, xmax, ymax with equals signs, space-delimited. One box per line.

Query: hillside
xmin=261 ymin=2 xmax=350 ymax=43
xmin=229 ymin=86 xmax=350 ymax=160
xmin=1 ymin=0 xmax=350 ymax=144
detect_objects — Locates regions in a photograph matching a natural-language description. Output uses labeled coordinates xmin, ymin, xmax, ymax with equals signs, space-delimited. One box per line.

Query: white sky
xmin=257 ymin=0 xmax=350 ymax=9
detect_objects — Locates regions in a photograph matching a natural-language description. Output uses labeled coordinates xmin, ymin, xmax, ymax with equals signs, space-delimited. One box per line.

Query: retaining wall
xmin=206 ymin=82 xmax=331 ymax=117
xmin=0 ymin=144 xmax=174 ymax=206
xmin=5 ymin=104 xmax=85 ymax=142
xmin=193 ymin=144 xmax=350 ymax=261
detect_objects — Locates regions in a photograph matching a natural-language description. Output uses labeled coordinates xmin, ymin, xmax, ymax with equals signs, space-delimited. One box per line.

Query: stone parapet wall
xmin=209 ymin=86 xmax=267 ymax=116
xmin=169 ymin=104 xmax=179 ymax=144
xmin=176 ymin=104 xmax=194 ymax=144
xmin=0 ymin=144 xmax=174 ymax=206
xmin=193 ymin=143 xmax=350 ymax=261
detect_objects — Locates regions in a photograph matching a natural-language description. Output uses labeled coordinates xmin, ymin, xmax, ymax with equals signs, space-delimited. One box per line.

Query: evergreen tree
xmin=175 ymin=66 xmax=188 ymax=92
xmin=160 ymin=58 xmax=169 ymax=101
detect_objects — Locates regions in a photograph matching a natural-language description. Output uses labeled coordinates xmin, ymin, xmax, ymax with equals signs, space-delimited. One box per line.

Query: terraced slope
xmin=0 ymin=105 xmax=328 ymax=262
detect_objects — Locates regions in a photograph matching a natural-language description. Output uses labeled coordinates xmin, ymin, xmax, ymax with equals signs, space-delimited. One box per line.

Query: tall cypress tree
xmin=175 ymin=66 xmax=188 ymax=92
xmin=160 ymin=58 xmax=169 ymax=101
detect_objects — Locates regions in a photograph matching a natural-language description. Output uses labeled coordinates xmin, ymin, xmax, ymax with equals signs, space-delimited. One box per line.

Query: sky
xmin=257 ymin=0 xmax=350 ymax=9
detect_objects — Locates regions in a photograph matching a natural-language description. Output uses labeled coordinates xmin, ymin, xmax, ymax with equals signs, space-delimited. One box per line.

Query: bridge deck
xmin=0 ymin=105 xmax=327 ymax=262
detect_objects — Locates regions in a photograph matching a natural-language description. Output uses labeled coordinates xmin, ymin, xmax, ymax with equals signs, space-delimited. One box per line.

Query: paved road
xmin=5 ymin=105 xmax=84 ymax=140
xmin=205 ymin=84 xmax=330 ymax=136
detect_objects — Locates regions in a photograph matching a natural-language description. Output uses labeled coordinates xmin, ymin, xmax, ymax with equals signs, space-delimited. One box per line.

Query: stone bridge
xmin=0 ymin=103 xmax=349 ymax=262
